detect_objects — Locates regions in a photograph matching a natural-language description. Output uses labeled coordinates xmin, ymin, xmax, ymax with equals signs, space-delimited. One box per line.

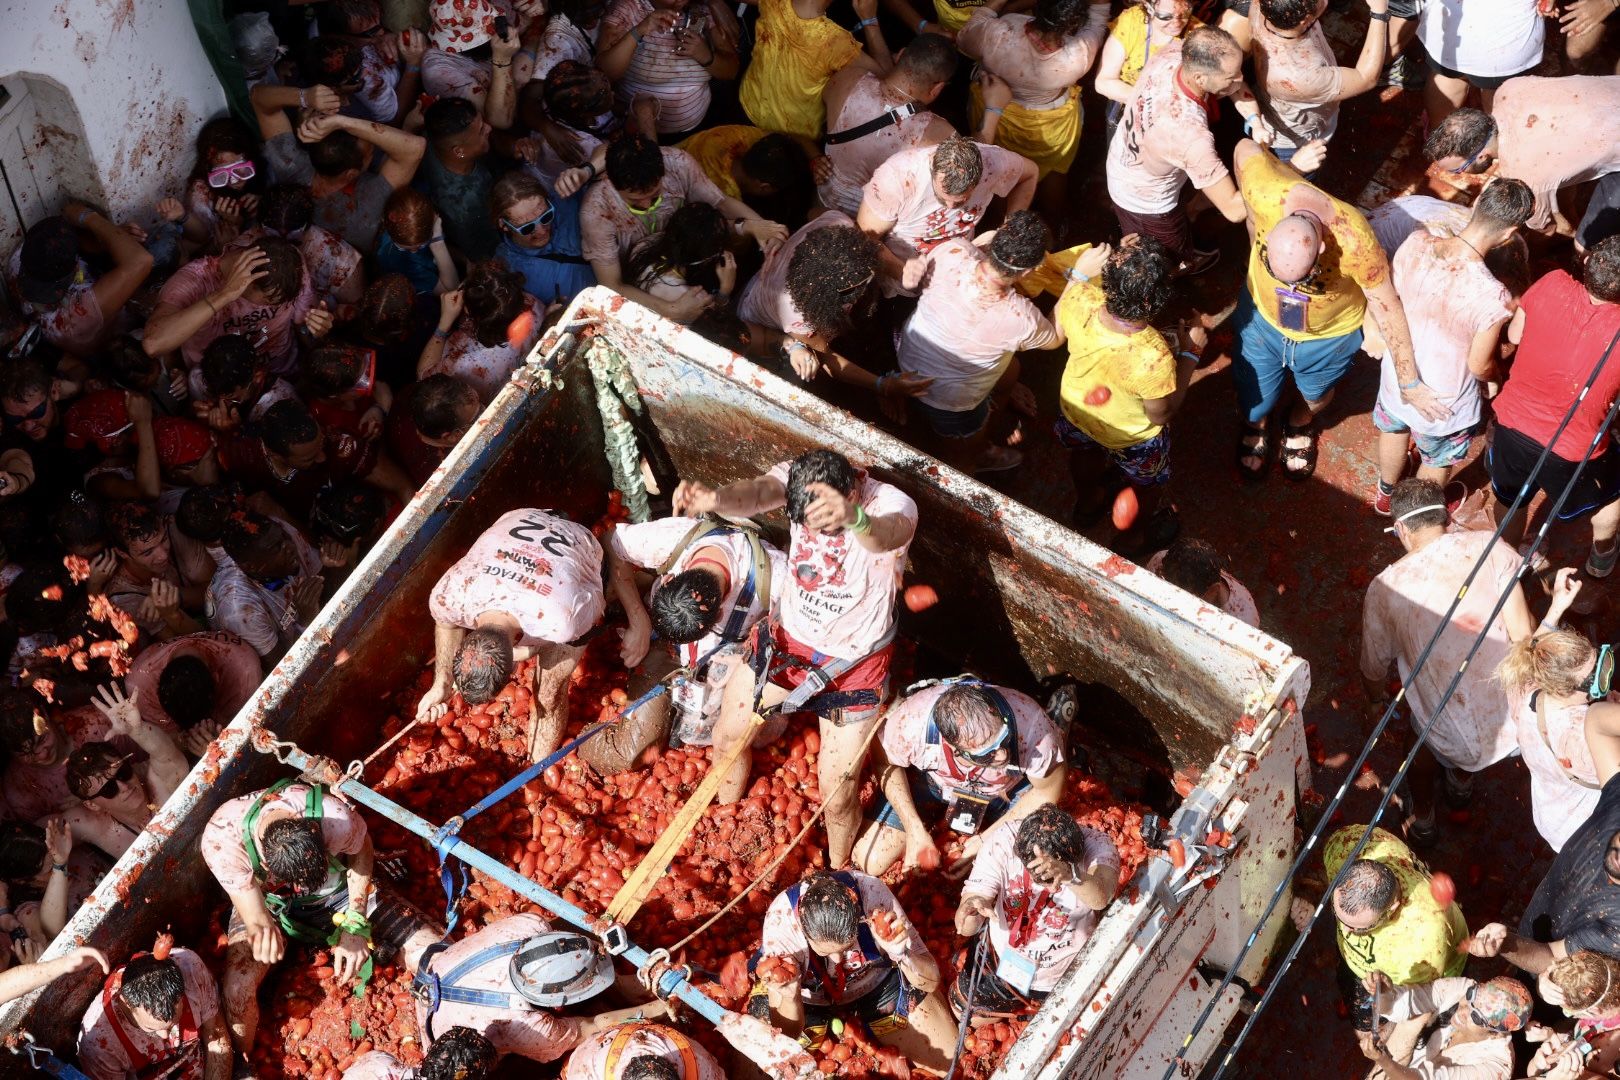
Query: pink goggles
xmin=207 ymin=160 xmax=257 ymax=188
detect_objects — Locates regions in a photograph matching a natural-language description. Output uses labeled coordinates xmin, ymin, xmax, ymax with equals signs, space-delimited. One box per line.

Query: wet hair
xmin=0 ymin=356 xmax=55 ymax=408
xmin=383 ymin=187 xmax=436 ymax=248
xmin=157 ymin=655 xmax=217 ymax=730
xmin=1586 ymin=236 xmax=1620 ymax=304
xmin=0 ymin=821 xmax=47 ymax=882
xmin=1499 ymin=628 xmax=1597 ymax=698
xmin=988 ymin=210 xmax=1050 ymax=277
xmin=621 ymin=1057 xmax=681 ymax=1080
xmin=1390 ymin=477 xmax=1446 ymax=532
xmin=785 ymin=226 xmax=881 ymax=338
xmin=894 ymin=32 xmax=960 ymax=85
xmin=1258 ymin=0 xmax=1317 ymax=30
xmin=537 ymin=61 xmax=615 ymax=132
xmin=1484 ymin=233 xmax=1532 ymax=299
xmin=308 ymin=129 xmax=366 ymax=178
xmin=411 ymin=375 xmax=478 ymax=439
xmin=933 ymin=685 xmax=1005 ymax=747
xmin=189 ymin=117 xmax=261 ymax=187
xmin=258 ymin=184 xmax=317 ymax=236
xmin=305 ymin=37 xmax=364 ymax=90
xmin=1101 ymin=236 xmax=1174 ymax=323
xmin=247 ymin=237 xmax=304 ymax=305
xmin=424 ymin=97 xmax=481 ymax=148
xmin=18 ymin=218 xmax=79 ymax=289
xmin=311 ymin=481 xmax=386 ymax=545
xmin=1031 ymin=0 xmax=1092 ymax=36
xmin=1160 ymin=538 xmax=1227 ymax=597
xmin=175 ymin=485 xmax=240 ymax=545
xmin=454 ymin=628 xmax=513 ymax=704
xmin=649 ymin=569 xmax=725 ymax=643
xmin=103 ymin=337 xmax=160 ymax=391
xmin=1334 ymin=860 xmax=1398 ymax=918
xmin=1550 ymin=952 xmax=1620 ymax=1017
xmin=0 ymin=688 xmax=46 ymax=757
xmin=417 ymin=1027 xmax=497 ymax=1080
xmin=739 ymin=134 xmax=810 ymax=197
xmin=259 ymin=816 xmax=330 ymax=891
xmin=931 ymin=137 xmax=982 ymax=197
xmin=1014 ymin=805 xmax=1089 ymax=867
xmin=785 ymin=449 xmax=858 ymax=525
xmin=1424 ymin=109 xmax=1497 ymax=168
xmin=315 ymin=0 xmax=381 ymax=34
xmin=627 ymin=203 xmax=729 ymax=296
xmin=65 ymin=741 xmax=129 ymax=801
xmin=200 ymin=335 xmax=262 ymax=399
xmin=607 ymin=134 xmax=666 ymax=193
xmin=1180 ymin=25 xmax=1240 ymax=75
xmin=108 ymin=501 xmax=165 ymax=550
xmin=1471 ymin=178 xmax=1534 ymax=232
xmin=52 ymin=494 xmax=109 ymax=554
xmin=360 ymin=273 xmax=419 ymax=345
xmin=491 ymin=171 xmax=552 ymax=227
xmin=221 ymin=512 xmax=291 ymax=580
xmin=462 ymin=261 xmax=530 ymax=348
xmin=797 ymin=871 xmax=862 ymax=946
xmin=261 ymin=399 xmax=321 ymax=458
xmin=302 ymin=343 xmax=368 ymax=397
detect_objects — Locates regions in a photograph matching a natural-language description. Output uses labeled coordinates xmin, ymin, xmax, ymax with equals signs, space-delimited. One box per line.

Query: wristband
xmin=204 ymin=296 xmax=219 ymax=316
xmin=1065 ymin=267 xmax=1091 ymax=283
xmin=874 ymin=372 xmax=891 ymax=394
xmin=51 ymin=863 xmax=68 ymax=874
xmin=433 ymin=327 xmax=452 ymax=340
xmin=1177 ymin=351 xmax=1200 ymax=364
xmin=406 ymin=64 xmax=422 ymax=73
xmin=493 ymin=59 xmax=513 ymax=67
xmin=851 ymin=505 xmax=872 ymax=535
xmin=1369 ymin=9 xmax=1389 ymax=18
xmin=73 ymin=206 xmax=94 ymax=227
xmin=1539 ymin=618 xmax=1561 ymax=633
xmin=630 ymin=27 xmax=645 ymax=44
xmin=299 ymin=88 xmax=308 ymax=109
xmin=332 ymin=910 xmax=373 ymax=940
xmin=985 ymin=106 xmax=1004 ymax=116
xmin=1242 ymin=114 xmax=1257 ymax=135
xmin=1399 ymin=377 xmax=1421 ymax=391
xmin=916 ymin=17 xmax=928 ymax=30
xmin=858 ymin=16 xmax=878 ymax=27
xmin=430 ymin=235 xmax=445 ymax=245
xmin=8 ymin=927 xmax=27 ymax=943
xmin=583 ymin=161 xmax=598 ymax=180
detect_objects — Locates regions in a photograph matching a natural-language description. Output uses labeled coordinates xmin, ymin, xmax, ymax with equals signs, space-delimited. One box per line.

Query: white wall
xmin=0 ymin=0 xmax=227 ymax=230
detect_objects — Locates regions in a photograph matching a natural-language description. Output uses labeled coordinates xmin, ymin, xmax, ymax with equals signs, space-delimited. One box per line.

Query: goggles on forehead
xmin=1382 ymin=503 xmax=1445 ymax=535
xmin=207 ymin=160 xmax=257 ymax=188
xmin=502 ymin=205 xmax=556 ymax=235
xmin=1448 ymin=138 xmax=1491 ymax=175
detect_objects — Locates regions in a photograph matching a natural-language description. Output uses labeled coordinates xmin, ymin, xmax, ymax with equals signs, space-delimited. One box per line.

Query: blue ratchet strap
xmin=413 ymin=938 xmax=530 ymax=1040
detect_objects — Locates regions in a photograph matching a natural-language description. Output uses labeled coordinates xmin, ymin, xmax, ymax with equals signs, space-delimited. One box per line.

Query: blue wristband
xmin=858 ymin=16 xmax=878 ymax=27
xmin=985 ymin=106 xmax=1004 ymax=115
xmin=1399 ymin=378 xmax=1421 ymax=390
xmin=916 ymin=17 xmax=928 ymax=30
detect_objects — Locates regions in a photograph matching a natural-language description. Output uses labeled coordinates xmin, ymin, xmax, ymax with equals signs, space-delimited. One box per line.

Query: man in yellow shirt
xmin=1323 ymin=825 xmax=1468 ymax=1034
xmin=739 ymin=0 xmax=890 ymax=140
xmin=1053 ymin=235 xmax=1198 ymax=552
xmin=1232 ymin=139 xmax=1446 ymax=481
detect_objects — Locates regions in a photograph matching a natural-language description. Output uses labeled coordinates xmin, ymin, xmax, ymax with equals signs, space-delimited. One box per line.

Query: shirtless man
xmin=418 ymin=509 xmax=606 ymax=762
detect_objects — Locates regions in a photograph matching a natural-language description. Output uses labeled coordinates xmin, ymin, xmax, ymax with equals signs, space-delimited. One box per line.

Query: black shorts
xmin=1423 ymin=52 xmax=1535 ymax=90
xmin=1579 ymin=172 xmax=1620 ymax=251
xmin=1487 ymin=424 xmax=1620 ymax=520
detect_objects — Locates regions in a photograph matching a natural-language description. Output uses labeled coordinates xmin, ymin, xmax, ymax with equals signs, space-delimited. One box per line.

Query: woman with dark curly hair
xmin=416 ymin=261 xmax=547 ymax=404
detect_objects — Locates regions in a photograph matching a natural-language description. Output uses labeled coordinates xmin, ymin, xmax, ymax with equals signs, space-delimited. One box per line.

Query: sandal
xmin=1237 ymin=420 xmax=1269 ymax=481
xmin=1280 ymin=421 xmax=1319 ymax=481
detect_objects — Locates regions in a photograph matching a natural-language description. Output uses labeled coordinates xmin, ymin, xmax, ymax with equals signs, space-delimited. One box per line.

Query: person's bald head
xmin=1264 ymin=213 xmax=1322 ymax=284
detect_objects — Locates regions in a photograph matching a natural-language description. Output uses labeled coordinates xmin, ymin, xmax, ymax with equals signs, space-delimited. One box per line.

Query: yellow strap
xmin=603 ymin=1023 xmax=699 ymax=1079
xmin=606 ymin=712 xmax=766 ymax=923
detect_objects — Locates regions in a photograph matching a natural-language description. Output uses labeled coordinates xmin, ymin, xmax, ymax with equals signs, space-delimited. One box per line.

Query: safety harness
xmin=653 ymin=515 xmax=774 ymax=660
xmin=749 ymin=620 xmax=897 ymax=719
xmin=242 ymin=779 xmax=349 ymax=943
xmin=411 ymin=935 xmax=586 ymax=1041
xmin=921 ymin=677 xmax=1025 ymax=786
xmin=100 ymin=961 xmax=201 ymax=1080
xmin=601 ymin=1023 xmax=700 ymax=1080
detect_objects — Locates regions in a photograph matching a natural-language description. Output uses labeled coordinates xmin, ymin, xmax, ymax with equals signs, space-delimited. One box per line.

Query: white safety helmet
xmin=509 ymin=932 xmax=616 ymax=1008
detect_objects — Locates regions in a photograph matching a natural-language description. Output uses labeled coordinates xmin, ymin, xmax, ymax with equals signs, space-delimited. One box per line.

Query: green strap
xmin=242 ymin=779 xmax=347 ymax=941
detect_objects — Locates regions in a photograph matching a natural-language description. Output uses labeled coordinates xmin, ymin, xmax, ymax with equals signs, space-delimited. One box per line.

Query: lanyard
xmin=102 ymin=968 xmax=201 ymax=1080
xmin=1005 ymin=869 xmax=1054 ymax=950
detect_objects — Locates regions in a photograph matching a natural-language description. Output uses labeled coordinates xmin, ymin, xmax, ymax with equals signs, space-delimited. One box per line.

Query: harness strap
xmin=602 ymin=1024 xmax=700 ymax=1080
xmin=242 ymin=780 xmax=347 ymax=941
xmin=413 ymin=939 xmax=530 ymax=1041
xmin=100 ymin=964 xmax=200 ymax=1080
xmin=766 ymin=622 xmax=897 ymax=717
xmin=786 ymin=872 xmax=885 ymax=1002
xmin=655 ymin=515 xmax=773 ymax=658
xmin=825 ymin=102 xmax=919 ymax=146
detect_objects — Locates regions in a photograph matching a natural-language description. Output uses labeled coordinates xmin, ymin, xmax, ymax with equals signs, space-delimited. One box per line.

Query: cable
xmin=1163 ymin=326 xmax=1620 ymax=1080
xmin=945 ymin=933 xmax=987 ymax=1080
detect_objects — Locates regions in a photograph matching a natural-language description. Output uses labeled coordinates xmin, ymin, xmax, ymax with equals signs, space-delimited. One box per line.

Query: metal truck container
xmin=0 ymin=287 xmax=1310 ymax=1079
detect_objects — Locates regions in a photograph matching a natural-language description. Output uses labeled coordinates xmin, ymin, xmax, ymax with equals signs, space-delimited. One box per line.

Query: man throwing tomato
xmin=672 ymin=449 xmax=917 ymax=870
xmin=418 ymin=508 xmax=606 ymax=762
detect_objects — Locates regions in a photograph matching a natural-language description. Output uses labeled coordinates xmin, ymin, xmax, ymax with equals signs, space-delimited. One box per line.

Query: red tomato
xmin=1112 ymin=487 xmax=1140 ymax=531
xmin=1084 ymin=385 xmax=1111 ymax=406
xmin=1429 ymin=871 xmax=1457 ymax=909
xmin=903 ymin=584 xmax=939 ymax=612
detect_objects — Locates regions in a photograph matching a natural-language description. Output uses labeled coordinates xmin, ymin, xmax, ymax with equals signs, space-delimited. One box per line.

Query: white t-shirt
xmin=880 ymin=682 xmax=1063 ymax=805
xmin=861 ymin=143 xmax=1030 ymax=262
xmin=961 ymin=823 xmax=1120 ymax=993
xmin=561 ymin=1024 xmax=725 ymax=1080
xmin=607 ymin=516 xmax=785 ymax=664
xmin=769 ymin=462 xmax=916 ymax=660
xmin=202 ymin=782 xmax=368 ymax=895
xmin=759 ymin=871 xmax=929 ymax=1007
xmin=77 ymin=949 xmax=221 ymax=1080
xmin=1418 ymin=0 xmax=1543 ymax=78
xmin=1376 ymin=231 xmax=1511 ymax=437
xmin=1366 ymin=195 xmax=1472 ymax=260
xmin=429 ymin=509 xmax=605 ymax=647
xmin=898 ymin=239 xmax=1060 ymax=412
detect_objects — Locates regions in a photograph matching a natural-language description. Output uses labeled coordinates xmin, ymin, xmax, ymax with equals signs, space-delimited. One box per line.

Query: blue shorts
xmin=1371 ymin=400 xmax=1476 ymax=468
xmin=868 ymin=771 xmax=1026 ymax=831
xmin=1232 ymin=290 xmax=1364 ymax=422
xmin=913 ymin=396 xmax=991 ymax=439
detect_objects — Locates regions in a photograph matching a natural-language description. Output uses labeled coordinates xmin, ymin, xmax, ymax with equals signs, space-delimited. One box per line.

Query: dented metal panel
xmin=0 ymin=288 xmax=1307 ymax=1080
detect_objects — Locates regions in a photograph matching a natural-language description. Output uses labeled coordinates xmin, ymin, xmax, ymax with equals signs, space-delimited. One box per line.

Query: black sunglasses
xmin=90 ymin=762 xmax=134 ymax=801
xmin=2 ymin=397 xmax=49 ymax=429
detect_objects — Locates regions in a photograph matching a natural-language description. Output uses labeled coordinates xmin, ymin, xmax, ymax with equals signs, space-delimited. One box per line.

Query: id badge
xmin=1275 ymin=287 xmax=1310 ymax=333
xmin=995 ymin=947 xmax=1039 ymax=995
xmin=948 ymin=790 xmax=993 ymax=835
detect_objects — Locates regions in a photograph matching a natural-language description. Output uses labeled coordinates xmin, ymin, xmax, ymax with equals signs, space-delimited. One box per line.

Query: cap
xmin=429 ymin=0 xmax=498 ymax=53
xmin=508 ymin=932 xmax=615 ymax=1008
xmin=1467 ymin=976 xmax=1533 ymax=1032
xmin=152 ymin=417 xmax=214 ymax=470
xmin=63 ymin=389 xmax=134 ymax=457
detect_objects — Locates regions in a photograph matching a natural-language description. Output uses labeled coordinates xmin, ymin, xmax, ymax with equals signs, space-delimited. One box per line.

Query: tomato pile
xmin=235 ymin=499 xmax=1156 ymax=1079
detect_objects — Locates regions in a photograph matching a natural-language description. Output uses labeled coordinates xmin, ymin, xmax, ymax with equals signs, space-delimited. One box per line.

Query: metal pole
xmin=260 ymin=739 xmax=725 ymax=1026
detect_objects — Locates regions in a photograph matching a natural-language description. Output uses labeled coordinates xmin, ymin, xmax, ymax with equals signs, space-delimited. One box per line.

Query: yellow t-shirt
xmin=931 ymin=0 xmax=987 ymax=32
xmin=1056 ymin=278 xmax=1177 ymax=450
xmin=1322 ymin=826 xmax=1469 ymax=986
xmin=1108 ymin=5 xmax=1203 ymax=87
xmin=1240 ymin=150 xmax=1389 ymax=342
xmin=739 ymin=0 xmax=862 ymax=140
xmin=677 ymin=125 xmax=770 ymax=200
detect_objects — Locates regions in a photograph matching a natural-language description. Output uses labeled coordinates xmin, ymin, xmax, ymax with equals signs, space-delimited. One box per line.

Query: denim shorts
xmin=1371 ymin=400 xmax=1475 ymax=469
xmin=868 ymin=771 xmax=1027 ymax=831
xmin=913 ymin=395 xmax=991 ymax=439
xmin=1231 ymin=291 xmax=1363 ymax=421
xmin=1054 ymin=416 xmax=1172 ymax=486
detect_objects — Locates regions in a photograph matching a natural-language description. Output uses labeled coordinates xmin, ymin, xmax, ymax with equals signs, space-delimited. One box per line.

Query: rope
xmin=944 ymin=934 xmax=987 ymax=1080
xmin=662 ymin=695 xmax=891 ymax=957
xmin=1179 ymin=326 xmax=1620 ymax=1080
xmin=362 ymin=714 xmax=430 ymax=769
